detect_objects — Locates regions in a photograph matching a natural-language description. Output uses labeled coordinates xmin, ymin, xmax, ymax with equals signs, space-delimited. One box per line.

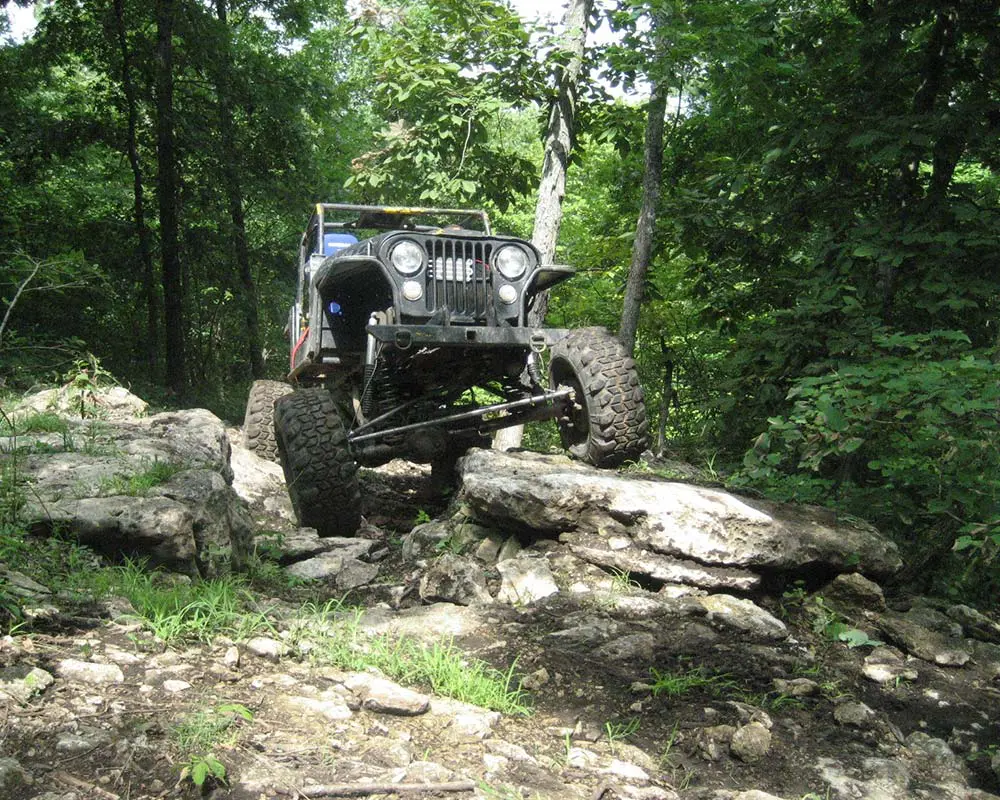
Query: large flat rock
xmin=457 ymin=450 xmax=901 ymax=579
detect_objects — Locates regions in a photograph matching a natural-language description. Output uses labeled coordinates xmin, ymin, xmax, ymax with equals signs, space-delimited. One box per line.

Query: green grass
xmin=287 ymin=601 xmax=531 ymax=715
xmin=649 ymin=666 xmax=740 ymax=698
xmin=605 ymin=717 xmax=640 ymax=754
xmin=98 ymin=459 xmax=185 ymax=497
xmin=115 ymin=560 xmax=272 ymax=643
xmin=173 ymin=703 xmax=253 ymax=788
xmin=1 ymin=410 xmax=69 ymax=436
xmin=0 ymin=523 xmax=529 ymax=715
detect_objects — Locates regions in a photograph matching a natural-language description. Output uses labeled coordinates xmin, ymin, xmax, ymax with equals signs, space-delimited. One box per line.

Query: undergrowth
xmin=287 ymin=600 xmax=531 ymax=715
xmin=0 ymin=523 xmax=529 ymax=715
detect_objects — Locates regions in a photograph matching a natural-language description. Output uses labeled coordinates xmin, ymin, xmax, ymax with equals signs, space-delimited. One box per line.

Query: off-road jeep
xmin=243 ymin=203 xmax=648 ymax=537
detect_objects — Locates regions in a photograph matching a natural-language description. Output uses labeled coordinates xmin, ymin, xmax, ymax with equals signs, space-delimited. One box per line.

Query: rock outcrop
xmin=3 ymin=390 xmax=999 ymax=800
xmin=7 ymin=391 xmax=250 ymax=575
xmin=456 ymin=449 xmax=902 ymax=586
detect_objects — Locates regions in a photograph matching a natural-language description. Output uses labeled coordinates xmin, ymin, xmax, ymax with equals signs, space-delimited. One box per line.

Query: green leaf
xmin=816 ymin=396 xmax=847 ymax=432
xmin=192 ymin=761 xmax=209 ymax=786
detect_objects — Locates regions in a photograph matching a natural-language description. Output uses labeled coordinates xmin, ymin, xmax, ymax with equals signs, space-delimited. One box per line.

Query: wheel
xmin=273 ymin=387 xmax=362 ymax=537
xmin=549 ymin=327 xmax=649 ymax=467
xmin=242 ymin=380 xmax=292 ymax=462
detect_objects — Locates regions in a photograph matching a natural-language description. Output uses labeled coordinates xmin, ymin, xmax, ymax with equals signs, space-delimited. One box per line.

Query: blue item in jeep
xmin=323 ymin=233 xmax=358 ymax=255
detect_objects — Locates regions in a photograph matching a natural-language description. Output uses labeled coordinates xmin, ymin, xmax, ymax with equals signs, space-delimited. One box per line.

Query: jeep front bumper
xmin=367 ymin=324 xmax=571 ymax=352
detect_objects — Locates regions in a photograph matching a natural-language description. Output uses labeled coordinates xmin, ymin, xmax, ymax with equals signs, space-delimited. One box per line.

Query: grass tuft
xmin=99 ymin=459 xmax=185 ymax=497
xmin=287 ymin=603 xmax=531 ymax=715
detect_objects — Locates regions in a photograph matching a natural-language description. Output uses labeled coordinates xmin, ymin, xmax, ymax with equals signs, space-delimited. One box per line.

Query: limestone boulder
xmin=14 ymin=391 xmax=250 ymax=575
xmin=457 ymin=450 xmax=901 ymax=580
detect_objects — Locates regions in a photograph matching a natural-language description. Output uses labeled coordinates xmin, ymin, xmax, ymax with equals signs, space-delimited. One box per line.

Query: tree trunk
xmin=619 ymin=79 xmax=668 ymax=357
xmin=656 ymin=336 xmax=673 ymax=455
xmin=113 ymin=0 xmax=159 ymax=379
xmin=494 ymin=0 xmax=592 ymax=453
xmin=156 ymin=0 xmax=185 ymax=394
xmin=528 ymin=0 xmax=593 ymax=327
xmin=213 ymin=0 xmax=264 ymax=379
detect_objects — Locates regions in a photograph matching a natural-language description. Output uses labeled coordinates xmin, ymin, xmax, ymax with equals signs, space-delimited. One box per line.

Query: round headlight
xmin=390 ymin=239 xmax=425 ymax=276
xmin=494 ymin=246 xmax=529 ymax=280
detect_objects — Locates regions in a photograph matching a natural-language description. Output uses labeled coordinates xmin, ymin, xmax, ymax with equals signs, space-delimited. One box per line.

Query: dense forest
xmin=1 ymin=0 xmax=998 ymax=599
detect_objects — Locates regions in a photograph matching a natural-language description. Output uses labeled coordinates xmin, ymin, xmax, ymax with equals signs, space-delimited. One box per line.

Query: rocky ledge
xmin=0 ymin=388 xmax=998 ymax=800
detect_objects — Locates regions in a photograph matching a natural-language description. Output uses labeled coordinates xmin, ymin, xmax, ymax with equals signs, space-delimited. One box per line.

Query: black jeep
xmin=243 ymin=204 xmax=648 ymax=537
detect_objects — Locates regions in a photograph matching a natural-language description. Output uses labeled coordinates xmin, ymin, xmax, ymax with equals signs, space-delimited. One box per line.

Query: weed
xmin=763 ymin=692 xmax=806 ymax=711
xmin=245 ymin=552 xmax=303 ymax=591
xmin=174 ymin=703 xmax=252 ymax=788
xmin=98 ymin=459 xmax=184 ymax=497
xmin=1 ymin=411 xmax=69 ymax=436
xmin=792 ymin=660 xmax=823 ymax=677
xmin=734 ymin=688 xmax=806 ymax=711
xmin=966 ymin=743 xmax=998 ymax=763
xmin=0 ymin=409 xmax=27 ymax=525
xmin=0 ymin=456 xmax=26 ymax=526
xmin=658 ymin=723 xmax=681 ymax=769
xmin=658 ymin=725 xmax=696 ymax=791
xmin=0 ymin=573 xmax=24 ymax=634
xmin=253 ymin=530 xmax=286 ymax=561
xmin=609 ymin=567 xmax=640 ymax=594
xmin=80 ymin=419 xmax=112 ymax=455
xmin=477 ymin=780 xmax=529 ymax=800
xmin=289 ymin=604 xmax=530 ymax=714
xmin=807 ymin=596 xmax=883 ymax=648
xmin=64 ymin=354 xmax=117 ymax=419
xmin=414 ymin=508 xmax=432 ymax=525
xmin=779 ymin=579 xmax=809 ymax=617
xmin=434 ymin=534 xmax=466 ymax=556
xmin=605 ymin=717 xmax=639 ymax=754
xmin=703 ymin=451 xmax=721 ymax=480
xmin=649 ymin=666 xmax=738 ymax=698
xmin=818 ymin=679 xmax=852 ymax=703
xmin=180 ymin=753 xmax=227 ymax=788
xmin=116 ymin=561 xmax=272 ymax=644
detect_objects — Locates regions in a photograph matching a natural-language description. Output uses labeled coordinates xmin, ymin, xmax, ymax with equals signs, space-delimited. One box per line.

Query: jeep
xmin=242 ymin=203 xmax=648 ymax=537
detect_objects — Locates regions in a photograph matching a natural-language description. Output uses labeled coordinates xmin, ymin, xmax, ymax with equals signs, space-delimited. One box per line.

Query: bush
xmin=740 ymin=330 xmax=1000 ymax=599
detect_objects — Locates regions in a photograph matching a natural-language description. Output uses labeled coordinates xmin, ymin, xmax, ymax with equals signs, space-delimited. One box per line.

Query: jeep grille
xmin=424 ymin=239 xmax=492 ymax=318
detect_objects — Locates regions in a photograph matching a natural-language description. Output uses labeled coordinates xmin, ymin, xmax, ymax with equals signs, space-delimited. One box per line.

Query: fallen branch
xmin=52 ymin=770 xmax=120 ymax=800
xmin=278 ymin=780 xmax=476 ymax=798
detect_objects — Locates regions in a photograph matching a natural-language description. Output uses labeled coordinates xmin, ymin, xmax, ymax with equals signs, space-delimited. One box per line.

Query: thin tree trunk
xmin=156 ymin=0 xmax=185 ymax=394
xmin=494 ymin=0 xmax=592 ymax=453
xmin=213 ymin=0 xmax=264 ymax=378
xmin=619 ymin=79 xmax=668 ymax=357
xmin=656 ymin=336 xmax=672 ymax=455
xmin=886 ymin=7 xmax=957 ymax=321
xmin=528 ymin=0 xmax=593 ymax=325
xmin=113 ymin=0 xmax=159 ymax=379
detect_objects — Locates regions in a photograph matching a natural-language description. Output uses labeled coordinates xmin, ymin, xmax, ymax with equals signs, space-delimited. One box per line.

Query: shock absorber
xmin=361 ymin=313 xmax=379 ymax=419
xmin=526 ymin=351 xmax=545 ymax=389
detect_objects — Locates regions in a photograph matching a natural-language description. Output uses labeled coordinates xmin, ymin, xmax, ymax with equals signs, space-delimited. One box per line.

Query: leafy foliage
xmin=346 ymin=0 xmax=540 ymax=208
xmin=740 ymin=330 xmax=1000 ymax=597
xmin=3 ymin=0 xmax=1000 ymax=597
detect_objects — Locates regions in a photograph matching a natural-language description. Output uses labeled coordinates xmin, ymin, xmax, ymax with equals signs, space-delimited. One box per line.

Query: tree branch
xmin=0 ymin=255 xmax=42 ymax=349
xmin=277 ymin=780 xmax=477 ymax=798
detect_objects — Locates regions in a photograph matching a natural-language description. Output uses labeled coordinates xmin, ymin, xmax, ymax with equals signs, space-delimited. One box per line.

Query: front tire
xmin=273 ymin=387 xmax=362 ymax=537
xmin=549 ymin=328 xmax=649 ymax=467
xmin=242 ymin=380 xmax=292 ymax=462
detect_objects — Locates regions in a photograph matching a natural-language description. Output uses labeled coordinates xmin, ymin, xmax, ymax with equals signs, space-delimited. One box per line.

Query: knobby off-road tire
xmin=549 ymin=327 xmax=649 ymax=468
xmin=242 ymin=380 xmax=292 ymax=462
xmin=273 ymin=387 xmax=362 ymax=537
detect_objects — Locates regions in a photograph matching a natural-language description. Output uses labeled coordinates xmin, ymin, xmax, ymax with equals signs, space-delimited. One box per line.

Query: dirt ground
xmin=2 ymin=465 xmax=999 ymax=800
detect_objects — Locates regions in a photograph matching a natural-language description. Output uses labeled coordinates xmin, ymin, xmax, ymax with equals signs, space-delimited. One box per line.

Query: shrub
xmin=740 ymin=330 xmax=1000 ymax=599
